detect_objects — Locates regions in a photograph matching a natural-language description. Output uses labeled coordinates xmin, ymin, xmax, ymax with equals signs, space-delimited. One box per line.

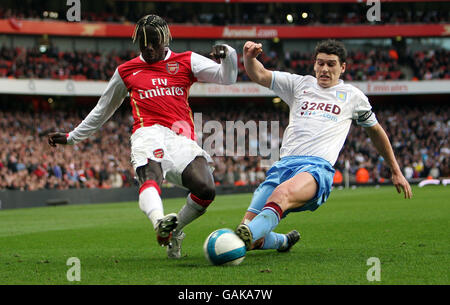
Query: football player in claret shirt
xmin=48 ymin=15 xmax=238 ymax=258
xmin=235 ymin=40 xmax=412 ymax=253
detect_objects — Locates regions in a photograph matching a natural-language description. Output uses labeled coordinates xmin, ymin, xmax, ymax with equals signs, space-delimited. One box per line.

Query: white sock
xmin=175 ymin=194 xmax=207 ymax=234
xmin=139 ymin=186 xmax=164 ymax=229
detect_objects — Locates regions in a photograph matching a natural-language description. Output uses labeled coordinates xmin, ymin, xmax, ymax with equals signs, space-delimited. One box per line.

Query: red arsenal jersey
xmin=118 ymin=51 xmax=197 ymax=140
xmin=66 ymin=45 xmax=237 ymax=146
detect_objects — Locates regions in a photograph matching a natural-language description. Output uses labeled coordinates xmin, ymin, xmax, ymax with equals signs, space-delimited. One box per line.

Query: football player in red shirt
xmin=48 ymin=14 xmax=238 ymax=258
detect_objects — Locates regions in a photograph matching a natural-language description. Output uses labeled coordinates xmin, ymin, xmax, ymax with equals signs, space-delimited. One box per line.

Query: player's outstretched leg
xmin=236 ymin=201 xmax=282 ymax=249
xmin=236 ymin=202 xmax=282 ymax=245
xmin=237 ymin=172 xmax=317 ymax=251
xmin=136 ymin=160 xmax=178 ymax=247
xmin=256 ymin=230 xmax=300 ymax=252
xmin=237 ymin=180 xmax=277 ymax=250
xmin=235 ymin=225 xmax=301 ymax=252
xmin=167 ymin=156 xmax=215 ymax=258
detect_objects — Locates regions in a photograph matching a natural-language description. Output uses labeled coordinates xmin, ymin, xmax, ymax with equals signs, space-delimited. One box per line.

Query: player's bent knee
xmin=268 ymin=185 xmax=307 ymax=211
xmin=268 ymin=186 xmax=291 ymax=207
xmin=192 ymin=182 xmax=215 ymax=202
xmin=190 ymin=192 xmax=214 ymax=209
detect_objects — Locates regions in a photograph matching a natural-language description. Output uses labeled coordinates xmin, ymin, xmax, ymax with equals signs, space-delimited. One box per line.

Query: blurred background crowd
xmin=1 ymin=1 xmax=448 ymax=25
xmin=0 ymin=0 xmax=449 ymax=192
xmin=1 ymin=101 xmax=448 ymax=191
xmin=1 ymin=45 xmax=449 ymax=81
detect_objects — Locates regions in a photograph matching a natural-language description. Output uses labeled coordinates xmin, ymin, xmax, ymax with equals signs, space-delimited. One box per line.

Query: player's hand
xmin=243 ymin=41 xmax=263 ymax=59
xmin=391 ymin=172 xmax=412 ymax=199
xmin=48 ymin=132 xmax=68 ymax=147
xmin=211 ymin=44 xmax=228 ymax=60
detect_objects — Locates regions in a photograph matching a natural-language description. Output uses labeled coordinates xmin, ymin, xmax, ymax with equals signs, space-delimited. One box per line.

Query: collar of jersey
xmin=314 ymin=79 xmax=344 ymax=91
xmin=139 ymin=48 xmax=172 ymax=63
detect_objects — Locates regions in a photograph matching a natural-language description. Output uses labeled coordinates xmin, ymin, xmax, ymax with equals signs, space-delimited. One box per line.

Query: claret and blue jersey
xmin=271 ymin=72 xmax=378 ymax=166
xmin=249 ymin=72 xmax=379 ymax=214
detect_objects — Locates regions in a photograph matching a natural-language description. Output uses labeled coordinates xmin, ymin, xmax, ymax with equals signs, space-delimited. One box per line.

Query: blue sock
xmin=248 ymin=208 xmax=280 ymax=241
xmin=260 ymin=232 xmax=287 ymax=250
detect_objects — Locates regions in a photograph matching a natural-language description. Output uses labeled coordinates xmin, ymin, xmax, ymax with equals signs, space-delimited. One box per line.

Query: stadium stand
xmin=0 ymin=0 xmax=449 ymax=201
xmin=1 ymin=100 xmax=448 ymax=191
xmin=1 ymin=1 xmax=448 ymax=25
xmin=1 ymin=46 xmax=448 ymax=81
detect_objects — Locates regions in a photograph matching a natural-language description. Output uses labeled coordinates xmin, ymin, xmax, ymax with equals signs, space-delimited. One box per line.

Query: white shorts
xmin=130 ymin=124 xmax=212 ymax=186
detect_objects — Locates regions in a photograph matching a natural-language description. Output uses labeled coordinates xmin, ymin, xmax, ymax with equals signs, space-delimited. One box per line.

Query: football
xmin=203 ymin=228 xmax=246 ymax=266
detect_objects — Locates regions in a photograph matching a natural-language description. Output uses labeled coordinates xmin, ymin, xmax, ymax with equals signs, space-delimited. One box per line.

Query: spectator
xmin=403 ymin=162 xmax=414 ymax=180
xmin=109 ymin=167 xmax=123 ymax=188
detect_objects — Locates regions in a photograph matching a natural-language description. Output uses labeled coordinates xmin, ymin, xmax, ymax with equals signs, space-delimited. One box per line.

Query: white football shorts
xmin=130 ymin=124 xmax=213 ymax=186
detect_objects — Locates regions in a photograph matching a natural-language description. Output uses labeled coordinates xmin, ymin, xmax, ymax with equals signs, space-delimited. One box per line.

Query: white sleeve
xmin=352 ymin=91 xmax=378 ymax=127
xmin=270 ymin=71 xmax=304 ymax=108
xmin=67 ymin=68 xmax=128 ymax=145
xmin=191 ymin=44 xmax=237 ymax=85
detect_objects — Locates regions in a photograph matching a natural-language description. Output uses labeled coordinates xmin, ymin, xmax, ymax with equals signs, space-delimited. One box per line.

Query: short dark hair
xmin=132 ymin=14 xmax=171 ymax=49
xmin=314 ymin=39 xmax=347 ymax=64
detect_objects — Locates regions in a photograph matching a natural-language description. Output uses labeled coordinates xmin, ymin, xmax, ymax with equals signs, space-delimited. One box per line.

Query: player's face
xmin=314 ymin=53 xmax=346 ymax=88
xmin=140 ymin=28 xmax=166 ymax=64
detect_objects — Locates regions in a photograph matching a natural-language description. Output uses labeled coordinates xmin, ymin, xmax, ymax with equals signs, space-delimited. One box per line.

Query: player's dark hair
xmin=132 ymin=14 xmax=171 ymax=48
xmin=314 ymin=39 xmax=347 ymax=64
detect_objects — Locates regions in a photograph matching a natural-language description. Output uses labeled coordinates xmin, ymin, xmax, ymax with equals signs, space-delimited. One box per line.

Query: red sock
xmin=190 ymin=193 xmax=213 ymax=208
xmin=262 ymin=201 xmax=283 ymax=221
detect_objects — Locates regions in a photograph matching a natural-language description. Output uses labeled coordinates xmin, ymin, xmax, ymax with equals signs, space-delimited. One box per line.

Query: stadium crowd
xmin=408 ymin=49 xmax=450 ymax=81
xmin=1 ymin=102 xmax=448 ymax=191
xmin=334 ymin=104 xmax=449 ymax=183
xmin=0 ymin=46 xmax=136 ymax=81
xmin=1 ymin=45 xmax=449 ymax=81
xmin=0 ymin=109 xmax=134 ymax=191
xmin=1 ymin=2 xmax=448 ymax=25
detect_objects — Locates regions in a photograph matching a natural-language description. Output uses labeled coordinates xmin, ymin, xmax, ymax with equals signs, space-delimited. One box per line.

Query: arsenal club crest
xmin=153 ymin=148 xmax=164 ymax=159
xmin=166 ymin=61 xmax=179 ymax=75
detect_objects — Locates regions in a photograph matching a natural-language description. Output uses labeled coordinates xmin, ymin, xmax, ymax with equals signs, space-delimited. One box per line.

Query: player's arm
xmin=191 ymin=44 xmax=238 ymax=85
xmin=243 ymin=41 xmax=272 ymax=88
xmin=364 ymin=123 xmax=413 ymax=199
xmin=48 ymin=68 xmax=128 ymax=146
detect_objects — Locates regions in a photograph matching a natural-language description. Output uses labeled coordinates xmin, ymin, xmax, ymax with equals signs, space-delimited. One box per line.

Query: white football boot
xmin=167 ymin=230 xmax=186 ymax=259
xmin=155 ymin=213 xmax=178 ymax=246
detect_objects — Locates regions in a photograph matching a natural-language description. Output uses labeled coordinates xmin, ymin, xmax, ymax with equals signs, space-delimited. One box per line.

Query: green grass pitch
xmin=0 ymin=185 xmax=448 ymax=285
